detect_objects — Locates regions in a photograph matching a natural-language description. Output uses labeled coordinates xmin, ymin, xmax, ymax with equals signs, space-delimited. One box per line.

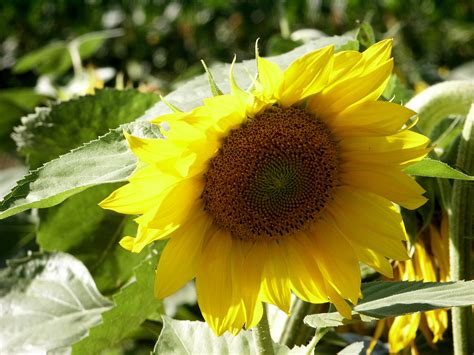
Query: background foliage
xmin=0 ymin=1 xmax=473 ymax=354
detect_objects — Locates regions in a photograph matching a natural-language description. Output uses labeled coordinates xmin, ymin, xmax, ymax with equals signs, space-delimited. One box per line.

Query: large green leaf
xmin=0 ymin=36 xmax=356 ymax=220
xmin=305 ymin=281 xmax=474 ymax=328
xmin=0 ymin=253 xmax=112 ymax=353
xmin=404 ymin=157 xmax=474 ymax=180
xmin=13 ymin=88 xmax=159 ymax=169
xmin=153 ymin=316 xmax=307 ymax=355
xmin=37 ymin=184 xmax=144 ymax=294
xmin=71 ymin=247 xmax=164 ymax=354
xmin=0 ymin=128 xmax=136 ymax=219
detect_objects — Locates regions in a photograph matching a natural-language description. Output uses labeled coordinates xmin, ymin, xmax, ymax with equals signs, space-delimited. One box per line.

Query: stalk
xmin=449 ymin=104 xmax=474 ymax=355
xmin=253 ymin=306 xmax=275 ymax=355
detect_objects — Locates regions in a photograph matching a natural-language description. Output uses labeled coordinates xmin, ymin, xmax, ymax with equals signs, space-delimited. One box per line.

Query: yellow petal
xmin=124 ymin=131 xmax=187 ymax=165
xmin=136 ymin=177 xmax=203 ymax=229
xmin=283 ymin=233 xmax=328 ymax=303
xmin=305 ymin=221 xmax=361 ymax=304
xmin=425 ymin=309 xmax=448 ymax=343
xmin=353 ymin=246 xmax=394 ymax=278
xmin=154 ymin=211 xmax=212 ymax=299
xmin=163 ymin=120 xmax=207 ymax=143
xmin=362 ymin=39 xmax=393 ymax=71
xmin=324 ymin=278 xmax=353 ymax=319
xmin=308 ymin=59 xmax=393 ymax=119
xmin=201 ymin=94 xmax=247 ymax=134
xmin=340 ymin=130 xmax=431 ymax=166
xmin=389 ymin=313 xmax=420 ymax=353
xmin=196 ymin=230 xmax=244 ymax=335
xmin=328 ymin=187 xmax=410 ymax=260
xmin=277 ymin=45 xmax=334 ymax=107
xmin=329 ymin=101 xmax=416 ymax=136
xmin=261 ymin=241 xmax=292 ymax=314
xmin=256 ymin=53 xmax=283 ymax=99
xmin=328 ymin=50 xmax=363 ymax=84
xmin=119 ymin=223 xmax=178 ymax=253
xmin=99 ymin=173 xmax=178 ymax=214
xmin=341 ymin=166 xmax=427 ymax=210
xmin=231 ymin=240 xmax=266 ymax=329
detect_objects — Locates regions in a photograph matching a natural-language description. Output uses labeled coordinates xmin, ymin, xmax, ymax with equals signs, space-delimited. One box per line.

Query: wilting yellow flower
xmin=388 ymin=216 xmax=450 ymax=353
xmin=100 ymin=39 xmax=430 ymax=335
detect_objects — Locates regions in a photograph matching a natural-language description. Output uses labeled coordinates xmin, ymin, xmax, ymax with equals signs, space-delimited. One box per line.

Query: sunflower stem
xmin=449 ymin=104 xmax=474 ymax=355
xmin=253 ymin=306 xmax=275 ymax=355
xmin=280 ymin=299 xmax=321 ymax=347
xmin=305 ymin=327 xmax=330 ymax=355
xmin=406 ymin=80 xmax=474 ymax=135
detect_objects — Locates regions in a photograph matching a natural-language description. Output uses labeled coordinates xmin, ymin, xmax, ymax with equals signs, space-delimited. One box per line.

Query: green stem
xmin=449 ymin=104 xmax=474 ymax=355
xmin=253 ymin=306 xmax=275 ymax=355
xmin=305 ymin=327 xmax=330 ymax=355
xmin=278 ymin=0 xmax=290 ymax=39
xmin=406 ymin=81 xmax=474 ymax=135
xmin=279 ymin=298 xmax=320 ymax=347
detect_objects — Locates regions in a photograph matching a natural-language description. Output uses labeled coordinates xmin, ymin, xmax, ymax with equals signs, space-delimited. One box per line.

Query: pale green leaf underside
xmin=154 ymin=316 xmax=308 ymax=355
xmin=0 ymin=36 xmax=356 ymax=220
xmin=305 ymin=280 xmax=474 ymax=328
xmin=0 ymin=253 xmax=112 ymax=353
xmin=404 ymin=158 xmax=474 ymax=180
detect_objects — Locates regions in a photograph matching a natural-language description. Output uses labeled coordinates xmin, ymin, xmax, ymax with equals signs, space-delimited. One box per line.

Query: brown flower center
xmin=202 ymin=106 xmax=339 ymax=241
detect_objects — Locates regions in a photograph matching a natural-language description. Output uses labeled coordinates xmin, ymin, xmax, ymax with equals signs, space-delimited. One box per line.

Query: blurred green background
xmin=1 ymin=0 xmax=473 ymax=89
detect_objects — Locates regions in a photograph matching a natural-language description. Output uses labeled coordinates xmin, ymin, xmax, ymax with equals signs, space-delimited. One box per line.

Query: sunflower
xmin=100 ymin=39 xmax=430 ymax=335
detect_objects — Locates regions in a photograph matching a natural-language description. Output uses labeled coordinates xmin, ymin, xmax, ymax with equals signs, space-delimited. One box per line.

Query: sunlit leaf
xmin=0 ymin=253 xmax=112 ymax=353
xmin=71 ymin=248 xmax=164 ymax=354
xmin=404 ymin=158 xmax=474 ymax=180
xmin=305 ymin=281 xmax=474 ymax=328
xmin=13 ymin=88 xmax=158 ymax=169
xmin=153 ymin=316 xmax=306 ymax=355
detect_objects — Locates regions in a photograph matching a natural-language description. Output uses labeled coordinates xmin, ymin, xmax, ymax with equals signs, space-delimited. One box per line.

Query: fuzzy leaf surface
xmin=404 ymin=157 xmax=474 ymax=180
xmin=13 ymin=88 xmax=158 ymax=169
xmin=154 ymin=316 xmax=307 ymax=355
xmin=0 ymin=253 xmax=112 ymax=353
xmin=71 ymin=248 xmax=163 ymax=354
xmin=305 ymin=281 xmax=474 ymax=328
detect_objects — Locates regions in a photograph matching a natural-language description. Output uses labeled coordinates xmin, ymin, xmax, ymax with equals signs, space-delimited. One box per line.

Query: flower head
xmin=100 ymin=39 xmax=430 ymax=335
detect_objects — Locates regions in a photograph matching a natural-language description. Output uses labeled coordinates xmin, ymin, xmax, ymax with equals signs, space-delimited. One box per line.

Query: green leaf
xmin=71 ymin=248 xmax=164 ymax=354
xmin=305 ymin=281 xmax=474 ymax=328
xmin=0 ymin=253 xmax=112 ymax=353
xmin=153 ymin=316 xmax=304 ymax=355
xmin=13 ymin=30 xmax=123 ymax=75
xmin=74 ymin=29 xmax=124 ymax=62
xmin=13 ymin=88 xmax=158 ymax=169
xmin=355 ymin=22 xmax=375 ymax=48
xmin=404 ymin=158 xmax=474 ymax=180
xmin=37 ymin=184 xmax=144 ymax=294
xmin=338 ymin=342 xmax=365 ymax=355
xmin=0 ymin=36 xmax=357 ymax=220
xmin=0 ymin=128 xmax=136 ymax=220
xmin=13 ymin=41 xmax=70 ymax=75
